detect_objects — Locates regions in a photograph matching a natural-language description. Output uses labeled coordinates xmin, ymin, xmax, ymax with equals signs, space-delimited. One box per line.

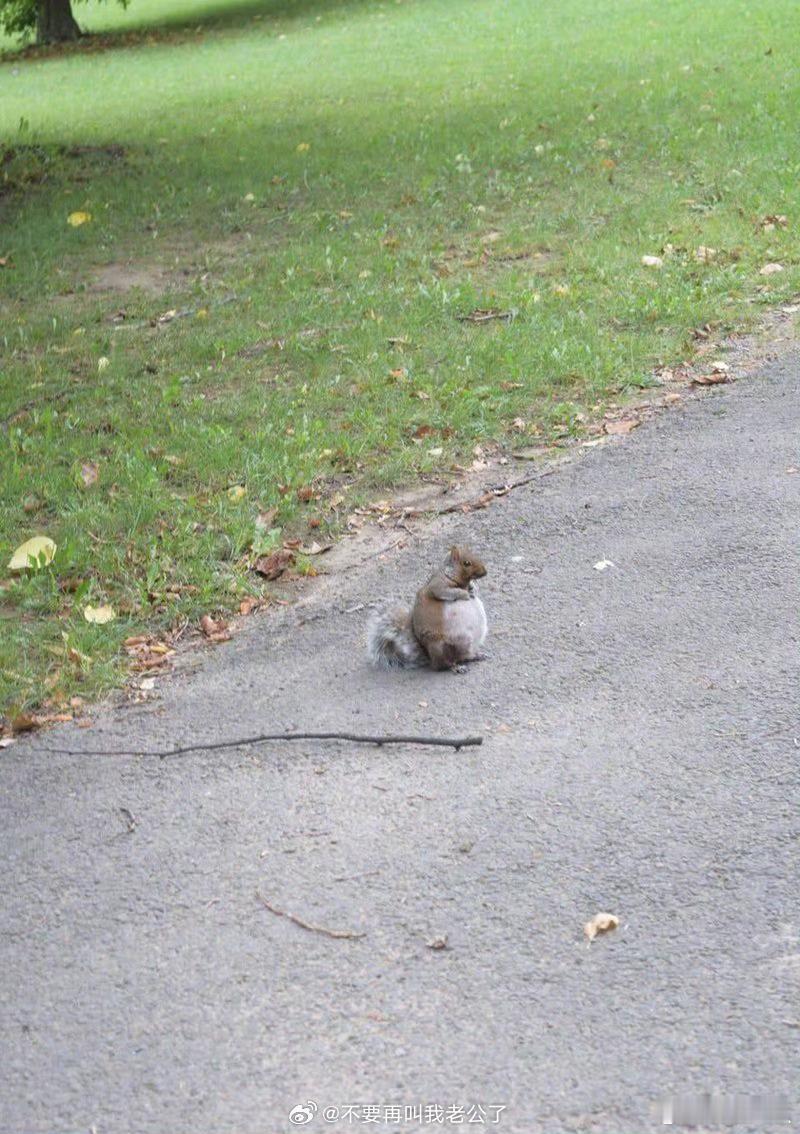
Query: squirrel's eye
xmin=463 ymin=560 xmax=471 ymax=567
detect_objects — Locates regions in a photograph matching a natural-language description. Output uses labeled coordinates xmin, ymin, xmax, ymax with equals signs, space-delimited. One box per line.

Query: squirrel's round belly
xmin=441 ymin=596 xmax=487 ymax=657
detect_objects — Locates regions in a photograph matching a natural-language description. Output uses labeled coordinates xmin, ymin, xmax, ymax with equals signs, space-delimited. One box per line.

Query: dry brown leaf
xmin=604 ymin=419 xmax=639 ymax=435
xmin=691 ymin=372 xmax=730 ymax=386
xmin=254 ymin=548 xmax=295 ymax=580
xmin=200 ymin=614 xmax=232 ymax=642
xmin=11 ymin=712 xmax=38 ymax=734
xmin=239 ymin=596 xmax=261 ymax=616
xmin=759 ymin=214 xmax=787 ymax=231
xmin=584 ymin=912 xmax=619 ymax=941
xmin=412 ymin=424 xmax=436 ymax=439
xmin=299 ymin=541 xmax=333 ymax=556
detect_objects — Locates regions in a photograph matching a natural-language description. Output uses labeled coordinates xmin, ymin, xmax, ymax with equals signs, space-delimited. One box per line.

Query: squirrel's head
xmin=448 ymin=545 xmax=487 ymax=579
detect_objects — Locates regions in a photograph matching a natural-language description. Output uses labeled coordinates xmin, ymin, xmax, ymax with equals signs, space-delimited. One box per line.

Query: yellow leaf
xmin=227 ymin=485 xmax=247 ymax=501
xmin=67 ymin=211 xmax=92 ymax=227
xmin=8 ymin=536 xmax=57 ymax=571
xmin=296 ymin=142 xmax=311 ymax=153
xmin=84 ymin=604 xmax=116 ymax=625
xmin=584 ymin=911 xmax=619 ymax=941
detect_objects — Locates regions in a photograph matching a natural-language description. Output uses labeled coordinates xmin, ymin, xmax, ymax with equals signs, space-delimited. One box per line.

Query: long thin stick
xmin=256 ymin=891 xmax=365 ymax=940
xmin=37 ymin=731 xmax=483 ymax=759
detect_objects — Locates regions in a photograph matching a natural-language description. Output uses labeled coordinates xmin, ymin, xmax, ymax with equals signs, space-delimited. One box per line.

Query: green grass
xmin=1 ymin=0 xmax=798 ymax=718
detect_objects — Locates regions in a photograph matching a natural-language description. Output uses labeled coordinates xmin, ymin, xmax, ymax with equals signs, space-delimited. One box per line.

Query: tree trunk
xmin=37 ymin=0 xmax=82 ymax=44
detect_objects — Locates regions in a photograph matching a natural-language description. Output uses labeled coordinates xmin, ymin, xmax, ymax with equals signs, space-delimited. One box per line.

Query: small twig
xmin=256 ymin=890 xmax=365 ymax=940
xmin=39 ymin=732 xmax=483 ymax=759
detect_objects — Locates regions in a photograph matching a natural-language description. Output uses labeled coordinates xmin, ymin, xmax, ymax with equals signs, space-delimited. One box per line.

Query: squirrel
xmin=367 ymin=545 xmax=488 ymax=672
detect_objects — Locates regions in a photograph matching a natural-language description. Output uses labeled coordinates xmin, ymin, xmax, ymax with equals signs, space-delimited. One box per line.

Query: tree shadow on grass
xmin=1 ymin=0 xmax=365 ymax=63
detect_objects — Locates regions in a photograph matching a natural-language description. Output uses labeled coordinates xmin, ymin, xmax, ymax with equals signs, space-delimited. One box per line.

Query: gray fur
xmin=366 ymin=605 xmax=427 ymax=669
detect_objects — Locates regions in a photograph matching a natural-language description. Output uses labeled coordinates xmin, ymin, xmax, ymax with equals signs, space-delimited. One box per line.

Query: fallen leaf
xmin=8 ymin=536 xmax=57 ymax=571
xmin=759 ymin=262 xmax=784 ymax=275
xmin=227 ymin=484 xmax=247 ymax=501
xmin=412 ymin=424 xmax=435 ymax=439
xmin=759 ymin=214 xmax=787 ymax=231
xmin=299 ymin=541 xmax=333 ymax=556
xmin=199 ymin=614 xmax=231 ymax=642
xmin=239 ymin=596 xmax=261 ymax=615
xmin=296 ymin=486 xmax=314 ymax=503
xmin=710 ymin=359 xmax=730 ymax=373
xmin=604 ymin=419 xmax=639 ymax=435
xmin=296 ymin=142 xmax=310 ymax=153
xmin=641 ymin=254 xmax=663 ymax=268
xmin=254 ymin=548 xmax=295 ymax=580
xmin=84 ymin=604 xmax=116 ymax=624
xmin=584 ymin=911 xmax=619 ymax=941
xmin=79 ymin=461 xmax=99 ymax=488
xmin=691 ymin=372 xmax=730 ymax=386
xmin=694 ymin=245 xmax=717 ymax=262
xmin=67 ymin=211 xmax=91 ymax=227
xmin=553 ymin=283 xmax=570 ymax=296
xmin=593 ymin=559 xmax=615 ymax=571
xmin=243 ymin=192 xmax=255 ymax=202
xmin=11 ymin=712 xmax=38 ymax=733
xmin=97 ymin=356 xmax=110 ymax=372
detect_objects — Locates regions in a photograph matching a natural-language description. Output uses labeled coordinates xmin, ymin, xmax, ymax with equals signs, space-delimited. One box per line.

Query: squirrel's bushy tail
xmin=366 ymin=605 xmax=427 ymax=669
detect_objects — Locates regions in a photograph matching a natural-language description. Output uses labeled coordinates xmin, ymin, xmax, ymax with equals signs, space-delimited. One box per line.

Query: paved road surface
xmin=2 ymin=352 xmax=798 ymax=1134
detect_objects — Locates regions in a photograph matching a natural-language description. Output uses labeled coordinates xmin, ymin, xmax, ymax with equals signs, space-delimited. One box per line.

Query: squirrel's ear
xmin=449 ymin=545 xmax=461 ymax=562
